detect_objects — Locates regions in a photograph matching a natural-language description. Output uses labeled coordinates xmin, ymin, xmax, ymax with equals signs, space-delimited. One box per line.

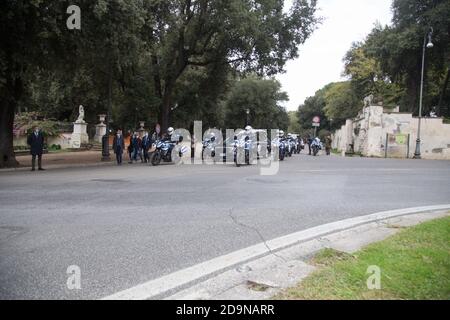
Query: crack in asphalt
xmin=228 ymin=208 xmax=287 ymax=263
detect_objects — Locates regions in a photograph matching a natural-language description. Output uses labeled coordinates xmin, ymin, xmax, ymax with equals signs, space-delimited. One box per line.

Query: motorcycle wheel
xmin=313 ymin=148 xmax=318 ymax=156
xmin=150 ymin=151 xmax=162 ymax=166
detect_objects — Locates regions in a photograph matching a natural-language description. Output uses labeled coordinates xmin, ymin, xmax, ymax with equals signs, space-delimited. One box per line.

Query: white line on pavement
xmin=101 ymin=204 xmax=450 ymax=300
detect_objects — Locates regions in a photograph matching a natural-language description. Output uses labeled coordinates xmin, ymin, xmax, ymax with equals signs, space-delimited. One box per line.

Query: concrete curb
xmin=101 ymin=204 xmax=450 ymax=300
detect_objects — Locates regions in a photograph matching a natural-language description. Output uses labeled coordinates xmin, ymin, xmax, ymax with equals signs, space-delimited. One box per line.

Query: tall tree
xmin=364 ymin=0 xmax=450 ymax=113
xmin=0 ymin=1 xmax=72 ymax=168
xmin=224 ymin=77 xmax=289 ymax=130
xmin=146 ymin=0 xmax=318 ymax=131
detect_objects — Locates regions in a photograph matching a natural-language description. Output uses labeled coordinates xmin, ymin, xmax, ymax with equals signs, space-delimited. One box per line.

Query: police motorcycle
xmin=202 ymin=132 xmax=218 ymax=163
xmin=271 ymin=130 xmax=286 ymax=161
xmin=284 ymin=133 xmax=294 ymax=157
xmin=150 ymin=127 xmax=189 ymax=166
xmin=287 ymin=133 xmax=298 ymax=156
xmin=234 ymin=126 xmax=256 ymax=167
xmin=311 ymin=137 xmax=322 ymax=157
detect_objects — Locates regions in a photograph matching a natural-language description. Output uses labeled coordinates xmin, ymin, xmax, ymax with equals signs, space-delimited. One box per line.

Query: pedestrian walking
xmin=113 ymin=129 xmax=125 ymax=165
xmin=27 ymin=126 xmax=45 ymax=171
xmin=307 ymin=136 xmax=313 ymax=155
xmin=131 ymin=132 xmax=143 ymax=163
xmin=141 ymin=131 xmax=152 ymax=163
xmin=325 ymin=135 xmax=332 ymax=156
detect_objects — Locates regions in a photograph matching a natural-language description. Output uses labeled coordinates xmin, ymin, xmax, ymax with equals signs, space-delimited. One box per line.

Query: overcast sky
xmin=277 ymin=0 xmax=393 ymax=111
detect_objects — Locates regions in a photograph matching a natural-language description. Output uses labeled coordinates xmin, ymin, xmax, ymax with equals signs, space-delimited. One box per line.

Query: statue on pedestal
xmin=76 ymin=105 xmax=86 ymax=123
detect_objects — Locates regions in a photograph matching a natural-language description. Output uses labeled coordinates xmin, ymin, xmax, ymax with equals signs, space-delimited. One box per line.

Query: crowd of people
xmin=112 ymin=127 xmax=176 ymax=165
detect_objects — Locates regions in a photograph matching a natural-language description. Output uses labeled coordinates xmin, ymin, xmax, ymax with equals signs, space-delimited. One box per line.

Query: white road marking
xmin=101 ymin=204 xmax=450 ymax=300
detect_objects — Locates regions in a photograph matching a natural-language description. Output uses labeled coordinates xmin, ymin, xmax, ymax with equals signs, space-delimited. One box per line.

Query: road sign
xmin=312 ymin=116 xmax=321 ymax=123
xmin=312 ymin=123 xmax=320 ymax=127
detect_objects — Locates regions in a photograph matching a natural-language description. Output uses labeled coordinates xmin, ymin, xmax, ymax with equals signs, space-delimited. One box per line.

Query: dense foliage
xmin=0 ymin=0 xmax=319 ymax=167
xmin=296 ymin=0 xmax=450 ymax=133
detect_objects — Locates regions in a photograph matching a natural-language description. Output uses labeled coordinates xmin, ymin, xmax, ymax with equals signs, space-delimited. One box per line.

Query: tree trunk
xmin=159 ymin=86 xmax=173 ymax=133
xmin=0 ymin=97 xmax=19 ymax=168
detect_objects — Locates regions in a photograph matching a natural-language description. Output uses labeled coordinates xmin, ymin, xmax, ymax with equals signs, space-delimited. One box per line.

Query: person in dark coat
xmin=141 ymin=131 xmax=152 ymax=163
xmin=307 ymin=136 xmax=313 ymax=155
xmin=130 ymin=132 xmax=143 ymax=163
xmin=325 ymin=135 xmax=332 ymax=156
xmin=113 ymin=129 xmax=125 ymax=165
xmin=27 ymin=126 xmax=45 ymax=171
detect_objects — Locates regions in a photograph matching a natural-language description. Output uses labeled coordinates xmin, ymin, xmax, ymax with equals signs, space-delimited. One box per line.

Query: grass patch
xmin=275 ymin=217 xmax=450 ymax=300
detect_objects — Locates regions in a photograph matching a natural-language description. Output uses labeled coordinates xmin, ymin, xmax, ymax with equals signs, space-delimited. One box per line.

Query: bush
xmin=49 ymin=144 xmax=62 ymax=151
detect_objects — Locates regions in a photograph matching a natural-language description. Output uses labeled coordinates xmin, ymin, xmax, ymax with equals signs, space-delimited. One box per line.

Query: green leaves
xmin=224 ymin=77 xmax=289 ymax=130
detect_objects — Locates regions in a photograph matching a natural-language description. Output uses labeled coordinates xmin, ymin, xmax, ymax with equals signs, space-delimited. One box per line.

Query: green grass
xmin=275 ymin=216 xmax=450 ymax=300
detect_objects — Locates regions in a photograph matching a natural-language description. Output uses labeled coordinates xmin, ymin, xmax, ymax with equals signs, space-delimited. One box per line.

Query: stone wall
xmin=14 ymin=134 xmax=74 ymax=150
xmin=332 ymin=105 xmax=450 ymax=160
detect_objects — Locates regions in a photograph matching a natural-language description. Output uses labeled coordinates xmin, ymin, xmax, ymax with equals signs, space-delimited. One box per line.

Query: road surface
xmin=0 ymin=154 xmax=449 ymax=299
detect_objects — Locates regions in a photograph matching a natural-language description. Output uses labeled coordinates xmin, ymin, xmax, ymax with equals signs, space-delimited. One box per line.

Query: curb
xmin=101 ymin=204 xmax=450 ymax=300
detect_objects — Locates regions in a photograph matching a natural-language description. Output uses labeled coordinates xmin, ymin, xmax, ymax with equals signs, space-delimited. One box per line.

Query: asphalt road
xmin=1 ymin=154 xmax=449 ymax=299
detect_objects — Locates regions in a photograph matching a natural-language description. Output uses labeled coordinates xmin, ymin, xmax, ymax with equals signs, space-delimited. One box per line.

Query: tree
xmin=0 ymin=1 xmax=72 ymax=168
xmin=323 ymin=81 xmax=361 ymax=126
xmin=297 ymin=85 xmax=330 ymax=133
xmin=288 ymin=111 xmax=302 ymax=133
xmin=343 ymin=41 xmax=403 ymax=106
xmin=363 ymin=0 xmax=450 ymax=113
xmin=0 ymin=1 xmax=150 ymax=167
xmin=224 ymin=77 xmax=289 ymax=130
xmin=146 ymin=0 xmax=319 ymax=132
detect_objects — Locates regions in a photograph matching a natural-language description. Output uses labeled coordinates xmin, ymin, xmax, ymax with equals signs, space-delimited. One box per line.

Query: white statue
xmin=76 ymin=105 xmax=85 ymax=123
xmin=363 ymin=94 xmax=374 ymax=107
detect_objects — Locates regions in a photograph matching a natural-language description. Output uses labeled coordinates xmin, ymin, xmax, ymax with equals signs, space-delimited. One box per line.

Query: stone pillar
xmin=366 ymin=105 xmax=384 ymax=157
xmin=71 ymin=122 xmax=89 ymax=148
xmin=94 ymin=114 xmax=107 ymax=143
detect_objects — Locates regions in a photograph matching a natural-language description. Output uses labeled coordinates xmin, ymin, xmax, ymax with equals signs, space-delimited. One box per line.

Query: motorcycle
xmin=150 ymin=136 xmax=188 ymax=166
xmin=271 ymin=138 xmax=286 ymax=161
xmin=311 ymin=141 xmax=322 ymax=156
xmin=284 ymin=139 xmax=293 ymax=157
xmin=202 ymin=137 xmax=217 ymax=163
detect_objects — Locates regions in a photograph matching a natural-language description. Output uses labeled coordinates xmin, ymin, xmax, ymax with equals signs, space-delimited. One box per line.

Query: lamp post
xmin=414 ymin=27 xmax=434 ymax=159
xmin=246 ymin=108 xmax=250 ymax=126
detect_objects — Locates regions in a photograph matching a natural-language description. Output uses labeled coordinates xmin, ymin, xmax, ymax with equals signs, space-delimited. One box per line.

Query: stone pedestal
xmin=71 ymin=122 xmax=89 ymax=148
xmin=94 ymin=124 xmax=107 ymax=143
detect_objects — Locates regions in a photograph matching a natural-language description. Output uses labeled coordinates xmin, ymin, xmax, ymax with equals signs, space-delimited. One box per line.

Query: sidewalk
xmin=1 ymin=151 xmax=115 ymax=172
xmin=163 ymin=207 xmax=450 ymax=300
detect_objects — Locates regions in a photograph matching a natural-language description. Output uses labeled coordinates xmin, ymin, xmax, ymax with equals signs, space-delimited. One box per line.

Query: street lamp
xmin=414 ymin=27 xmax=434 ymax=159
xmin=246 ymin=108 xmax=250 ymax=126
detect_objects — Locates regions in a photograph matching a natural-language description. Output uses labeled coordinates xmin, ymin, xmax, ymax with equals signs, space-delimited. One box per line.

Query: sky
xmin=277 ymin=0 xmax=393 ymax=111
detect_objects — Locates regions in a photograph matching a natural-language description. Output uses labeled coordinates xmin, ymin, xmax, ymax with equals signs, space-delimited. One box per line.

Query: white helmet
xmin=167 ymin=127 xmax=174 ymax=135
xmin=278 ymin=130 xmax=284 ymax=137
xmin=287 ymin=133 xmax=292 ymax=138
xmin=245 ymin=125 xmax=253 ymax=132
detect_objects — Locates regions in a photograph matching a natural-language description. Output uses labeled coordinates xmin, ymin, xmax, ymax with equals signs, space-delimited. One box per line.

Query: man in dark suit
xmin=27 ymin=126 xmax=45 ymax=171
xmin=141 ymin=131 xmax=152 ymax=163
xmin=113 ymin=129 xmax=125 ymax=165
